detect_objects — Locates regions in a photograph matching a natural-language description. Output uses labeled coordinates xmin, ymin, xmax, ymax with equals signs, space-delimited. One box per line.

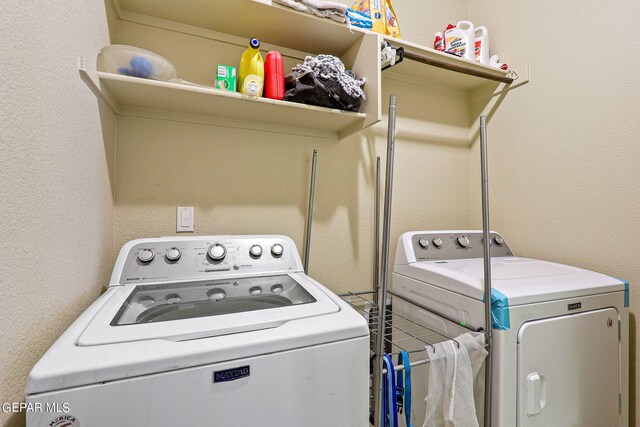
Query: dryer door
xmin=517 ymin=308 xmax=620 ymax=427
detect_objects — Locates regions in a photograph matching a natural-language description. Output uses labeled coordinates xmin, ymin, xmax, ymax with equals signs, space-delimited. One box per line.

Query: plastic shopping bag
xmin=351 ymin=0 xmax=401 ymax=38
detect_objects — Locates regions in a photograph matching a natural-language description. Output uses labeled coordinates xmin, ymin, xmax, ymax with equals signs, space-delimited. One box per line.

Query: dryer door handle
xmin=527 ymin=372 xmax=547 ymax=416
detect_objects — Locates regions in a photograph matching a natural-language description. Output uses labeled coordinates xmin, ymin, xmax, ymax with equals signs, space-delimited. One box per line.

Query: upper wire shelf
xmin=340 ymin=291 xmax=453 ymax=357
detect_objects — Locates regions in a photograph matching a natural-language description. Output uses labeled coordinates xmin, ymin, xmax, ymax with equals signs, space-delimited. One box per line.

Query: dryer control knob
xmin=457 ymin=236 xmax=470 ymax=248
xmin=271 ymin=244 xmax=284 ymax=257
xmin=207 ymin=244 xmax=227 ymax=261
xmin=138 ymin=249 xmax=155 ymax=263
xmin=250 ymin=245 xmax=263 ymax=258
xmin=418 ymin=238 xmax=429 ymax=249
xmin=493 ymin=236 xmax=504 ymax=246
xmin=432 ymin=238 xmax=443 ymax=248
xmin=166 ymin=247 xmax=181 ymax=261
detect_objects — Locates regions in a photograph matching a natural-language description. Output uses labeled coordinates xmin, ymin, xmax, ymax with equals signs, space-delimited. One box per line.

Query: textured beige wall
xmin=112 ymin=13 xmax=475 ymax=294
xmin=114 ymin=80 xmax=473 ymax=294
xmin=467 ymin=0 xmax=640 ymax=423
xmin=0 ymin=1 xmax=115 ymax=426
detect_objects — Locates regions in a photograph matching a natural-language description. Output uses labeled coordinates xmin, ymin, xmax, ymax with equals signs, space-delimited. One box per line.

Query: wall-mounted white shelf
xmin=117 ymin=0 xmax=365 ymax=57
xmin=96 ymin=71 xmax=367 ymax=139
xmin=382 ymin=37 xmax=514 ymax=92
xmin=95 ymin=0 xmax=527 ymax=140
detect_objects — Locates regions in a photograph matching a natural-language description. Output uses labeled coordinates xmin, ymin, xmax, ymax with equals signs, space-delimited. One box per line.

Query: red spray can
xmin=264 ymin=51 xmax=285 ymax=100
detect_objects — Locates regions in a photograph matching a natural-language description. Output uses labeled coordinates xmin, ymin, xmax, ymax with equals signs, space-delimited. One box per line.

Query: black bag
xmin=283 ymin=71 xmax=363 ymax=112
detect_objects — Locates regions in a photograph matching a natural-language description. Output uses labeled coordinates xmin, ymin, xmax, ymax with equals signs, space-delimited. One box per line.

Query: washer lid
xmin=398 ymin=257 xmax=624 ymax=305
xmin=78 ymin=274 xmax=338 ymax=346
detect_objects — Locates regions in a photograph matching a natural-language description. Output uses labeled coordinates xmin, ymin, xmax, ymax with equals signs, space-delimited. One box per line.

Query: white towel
xmin=273 ymin=0 xmax=348 ymax=23
xmin=423 ymin=332 xmax=488 ymax=427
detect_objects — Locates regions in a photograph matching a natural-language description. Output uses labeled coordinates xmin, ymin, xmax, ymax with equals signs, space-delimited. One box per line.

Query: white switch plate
xmin=177 ymin=207 xmax=194 ymax=232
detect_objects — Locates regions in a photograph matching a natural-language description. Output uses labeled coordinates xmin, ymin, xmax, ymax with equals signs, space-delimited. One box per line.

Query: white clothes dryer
xmin=26 ymin=235 xmax=369 ymax=427
xmin=392 ymin=230 xmax=628 ymax=427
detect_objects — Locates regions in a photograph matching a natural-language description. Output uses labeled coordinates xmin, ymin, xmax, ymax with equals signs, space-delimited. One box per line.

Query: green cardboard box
xmin=215 ymin=65 xmax=237 ymax=92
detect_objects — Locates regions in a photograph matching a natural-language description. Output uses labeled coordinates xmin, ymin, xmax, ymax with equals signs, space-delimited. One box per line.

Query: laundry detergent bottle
xmin=474 ymin=26 xmax=489 ymax=64
xmin=239 ymin=37 xmax=264 ymax=97
xmin=444 ymin=21 xmax=475 ymax=61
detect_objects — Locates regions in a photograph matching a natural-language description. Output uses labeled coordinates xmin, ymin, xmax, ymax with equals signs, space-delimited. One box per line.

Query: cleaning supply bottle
xmin=474 ymin=26 xmax=489 ymax=64
xmin=239 ymin=37 xmax=264 ymax=97
xmin=264 ymin=51 xmax=285 ymax=100
xmin=444 ymin=21 xmax=475 ymax=61
xmin=443 ymin=22 xmax=456 ymax=50
xmin=489 ymin=54 xmax=509 ymax=70
xmin=434 ymin=32 xmax=444 ymax=51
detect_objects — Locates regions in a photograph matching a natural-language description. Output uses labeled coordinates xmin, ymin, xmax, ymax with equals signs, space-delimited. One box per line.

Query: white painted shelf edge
xmin=91 ymin=71 xmax=367 ymax=139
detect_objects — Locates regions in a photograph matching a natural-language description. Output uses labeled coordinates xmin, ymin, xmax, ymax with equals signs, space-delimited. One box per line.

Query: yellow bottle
xmin=239 ymin=38 xmax=264 ymax=97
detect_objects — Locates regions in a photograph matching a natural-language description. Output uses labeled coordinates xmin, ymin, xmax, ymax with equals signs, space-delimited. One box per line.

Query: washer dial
xmin=138 ymin=249 xmax=155 ymax=263
xmin=166 ymin=247 xmax=181 ymax=261
xmin=418 ymin=238 xmax=429 ymax=249
xmin=207 ymin=243 xmax=227 ymax=261
xmin=165 ymin=293 xmax=182 ymax=304
xmin=493 ymin=236 xmax=504 ymax=246
xmin=457 ymin=236 xmax=471 ymax=248
xmin=271 ymin=244 xmax=284 ymax=257
xmin=250 ymin=245 xmax=263 ymax=258
xmin=207 ymin=288 xmax=226 ymax=301
xmin=432 ymin=238 xmax=443 ymax=248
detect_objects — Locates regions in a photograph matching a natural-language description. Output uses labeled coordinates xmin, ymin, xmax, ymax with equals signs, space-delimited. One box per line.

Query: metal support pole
xmin=373 ymin=95 xmax=397 ymax=426
xmin=374 ymin=157 xmax=381 ymax=294
xmin=480 ymin=116 xmax=493 ymax=427
xmin=303 ymin=149 xmax=318 ymax=274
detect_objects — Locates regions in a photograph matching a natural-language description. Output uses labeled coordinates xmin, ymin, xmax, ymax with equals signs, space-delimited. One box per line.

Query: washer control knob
xmin=165 ymin=293 xmax=182 ymax=304
xmin=432 ymin=238 xmax=443 ymax=248
xmin=207 ymin=244 xmax=227 ymax=261
xmin=271 ymin=244 xmax=284 ymax=257
xmin=250 ymin=244 xmax=263 ymax=258
xmin=138 ymin=249 xmax=155 ymax=263
xmin=493 ymin=236 xmax=504 ymax=246
xmin=165 ymin=247 xmax=181 ymax=261
xmin=418 ymin=238 xmax=429 ymax=249
xmin=457 ymin=236 xmax=471 ymax=248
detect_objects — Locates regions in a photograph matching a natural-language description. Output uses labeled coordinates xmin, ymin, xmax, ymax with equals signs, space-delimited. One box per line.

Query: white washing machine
xmin=26 ymin=235 xmax=369 ymax=427
xmin=392 ymin=230 xmax=628 ymax=427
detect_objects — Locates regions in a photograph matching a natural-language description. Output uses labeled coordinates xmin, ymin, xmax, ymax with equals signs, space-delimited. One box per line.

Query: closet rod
xmin=374 ymin=157 xmax=381 ymax=294
xmin=303 ymin=149 xmax=318 ymax=274
xmin=479 ymin=115 xmax=494 ymax=427
xmin=401 ymin=49 xmax=514 ymax=84
xmin=373 ymin=94 xmax=398 ymax=426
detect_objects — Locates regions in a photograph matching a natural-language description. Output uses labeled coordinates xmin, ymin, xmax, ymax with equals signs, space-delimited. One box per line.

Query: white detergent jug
xmin=489 ymin=54 xmax=508 ymax=70
xmin=474 ymin=26 xmax=489 ymax=64
xmin=444 ymin=20 xmax=475 ymax=61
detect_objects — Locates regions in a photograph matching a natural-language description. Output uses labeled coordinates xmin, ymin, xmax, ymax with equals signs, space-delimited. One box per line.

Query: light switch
xmin=177 ymin=207 xmax=194 ymax=232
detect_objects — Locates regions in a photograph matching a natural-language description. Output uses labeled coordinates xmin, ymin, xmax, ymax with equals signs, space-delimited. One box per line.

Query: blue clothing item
xmin=396 ymin=351 xmax=412 ymax=427
xmin=382 ymin=355 xmax=398 ymax=427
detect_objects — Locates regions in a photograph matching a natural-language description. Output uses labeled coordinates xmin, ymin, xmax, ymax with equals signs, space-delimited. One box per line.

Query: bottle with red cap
xmin=434 ymin=32 xmax=444 ymax=51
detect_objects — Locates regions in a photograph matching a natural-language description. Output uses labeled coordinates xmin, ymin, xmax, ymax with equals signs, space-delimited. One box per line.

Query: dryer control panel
xmin=114 ymin=235 xmax=302 ymax=285
xmin=400 ymin=230 xmax=514 ymax=263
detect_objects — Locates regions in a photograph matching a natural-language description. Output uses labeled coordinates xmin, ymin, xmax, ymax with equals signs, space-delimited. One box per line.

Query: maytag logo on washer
xmin=213 ymin=366 xmax=250 ymax=383
xmin=49 ymin=415 xmax=79 ymax=427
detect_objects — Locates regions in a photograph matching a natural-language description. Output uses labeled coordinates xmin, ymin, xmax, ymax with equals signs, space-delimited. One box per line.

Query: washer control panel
xmin=117 ymin=236 xmax=300 ymax=285
xmin=410 ymin=231 xmax=513 ymax=261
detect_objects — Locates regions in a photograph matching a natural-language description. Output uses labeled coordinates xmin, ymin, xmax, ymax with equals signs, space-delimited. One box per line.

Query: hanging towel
xmin=423 ymin=332 xmax=487 ymax=427
xmin=273 ymin=0 xmax=348 ymax=23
